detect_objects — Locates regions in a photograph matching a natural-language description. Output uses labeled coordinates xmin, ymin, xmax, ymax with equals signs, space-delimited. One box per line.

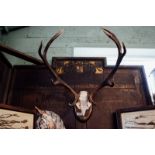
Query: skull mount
xmin=74 ymin=91 xmax=93 ymax=121
xmin=38 ymin=28 xmax=126 ymax=122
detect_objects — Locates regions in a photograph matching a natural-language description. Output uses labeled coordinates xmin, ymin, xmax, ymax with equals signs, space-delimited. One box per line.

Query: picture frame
xmin=0 ymin=104 xmax=35 ymax=129
xmin=116 ymin=106 xmax=155 ymax=129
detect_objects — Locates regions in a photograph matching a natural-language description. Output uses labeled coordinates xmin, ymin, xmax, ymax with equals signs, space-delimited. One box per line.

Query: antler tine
xmin=38 ymin=30 xmax=79 ymax=106
xmin=38 ymin=30 xmax=64 ymax=80
xmin=102 ymin=28 xmax=122 ymax=51
xmin=101 ymin=28 xmax=126 ymax=84
xmin=89 ymin=28 xmax=126 ymax=103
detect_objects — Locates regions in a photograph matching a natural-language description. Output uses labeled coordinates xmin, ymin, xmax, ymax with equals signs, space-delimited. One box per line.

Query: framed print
xmin=116 ymin=106 xmax=155 ymax=129
xmin=0 ymin=104 xmax=35 ymax=129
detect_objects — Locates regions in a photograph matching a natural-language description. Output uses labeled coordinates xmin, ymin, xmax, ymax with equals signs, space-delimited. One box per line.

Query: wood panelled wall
xmin=0 ymin=57 xmax=151 ymax=129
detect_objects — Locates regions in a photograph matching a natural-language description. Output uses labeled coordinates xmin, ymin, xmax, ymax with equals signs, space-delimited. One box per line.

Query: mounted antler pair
xmin=38 ymin=28 xmax=126 ymax=121
xmin=0 ymin=27 xmax=126 ymax=122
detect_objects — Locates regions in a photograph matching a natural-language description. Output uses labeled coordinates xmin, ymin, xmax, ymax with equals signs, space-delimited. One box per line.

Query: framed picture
xmin=116 ymin=106 xmax=155 ymax=129
xmin=0 ymin=104 xmax=35 ymax=129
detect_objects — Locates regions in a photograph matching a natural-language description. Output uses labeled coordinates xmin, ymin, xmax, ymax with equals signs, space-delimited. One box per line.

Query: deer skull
xmin=38 ymin=28 xmax=126 ymax=122
xmin=74 ymin=91 xmax=92 ymax=121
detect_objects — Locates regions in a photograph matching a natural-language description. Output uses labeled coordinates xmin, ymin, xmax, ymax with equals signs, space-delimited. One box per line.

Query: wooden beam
xmin=0 ymin=52 xmax=12 ymax=68
xmin=0 ymin=43 xmax=43 ymax=65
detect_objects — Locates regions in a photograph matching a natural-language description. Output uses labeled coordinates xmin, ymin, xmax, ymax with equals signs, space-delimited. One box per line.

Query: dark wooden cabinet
xmin=0 ymin=55 xmax=152 ymax=128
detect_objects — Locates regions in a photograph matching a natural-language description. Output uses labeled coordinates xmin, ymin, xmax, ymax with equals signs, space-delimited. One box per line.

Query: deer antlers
xmin=38 ymin=28 xmax=126 ymax=121
xmin=0 ymin=27 xmax=127 ymax=122
xmin=38 ymin=30 xmax=79 ymax=106
xmin=89 ymin=28 xmax=126 ymax=103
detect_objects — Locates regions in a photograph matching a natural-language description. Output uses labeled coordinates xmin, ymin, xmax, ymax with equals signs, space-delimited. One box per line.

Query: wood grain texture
xmin=6 ymin=58 xmax=152 ymax=128
xmin=0 ymin=52 xmax=12 ymax=103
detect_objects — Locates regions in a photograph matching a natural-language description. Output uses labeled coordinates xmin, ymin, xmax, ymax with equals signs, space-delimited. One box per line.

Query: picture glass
xmin=0 ymin=108 xmax=34 ymax=129
xmin=121 ymin=109 xmax=155 ymax=129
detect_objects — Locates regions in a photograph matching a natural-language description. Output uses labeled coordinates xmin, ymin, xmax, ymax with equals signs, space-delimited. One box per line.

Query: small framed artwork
xmin=116 ymin=106 xmax=155 ymax=129
xmin=0 ymin=104 xmax=35 ymax=129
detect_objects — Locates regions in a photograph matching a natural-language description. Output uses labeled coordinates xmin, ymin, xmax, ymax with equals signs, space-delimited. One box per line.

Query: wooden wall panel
xmin=7 ymin=58 xmax=152 ymax=128
xmin=7 ymin=66 xmax=76 ymax=129
xmin=0 ymin=52 xmax=12 ymax=103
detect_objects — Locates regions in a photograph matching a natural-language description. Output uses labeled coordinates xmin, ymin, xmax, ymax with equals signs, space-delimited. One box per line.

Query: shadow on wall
xmin=0 ymin=26 xmax=28 ymax=34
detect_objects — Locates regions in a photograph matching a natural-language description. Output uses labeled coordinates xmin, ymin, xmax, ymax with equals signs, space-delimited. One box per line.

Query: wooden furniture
xmin=0 ymin=55 xmax=152 ymax=128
